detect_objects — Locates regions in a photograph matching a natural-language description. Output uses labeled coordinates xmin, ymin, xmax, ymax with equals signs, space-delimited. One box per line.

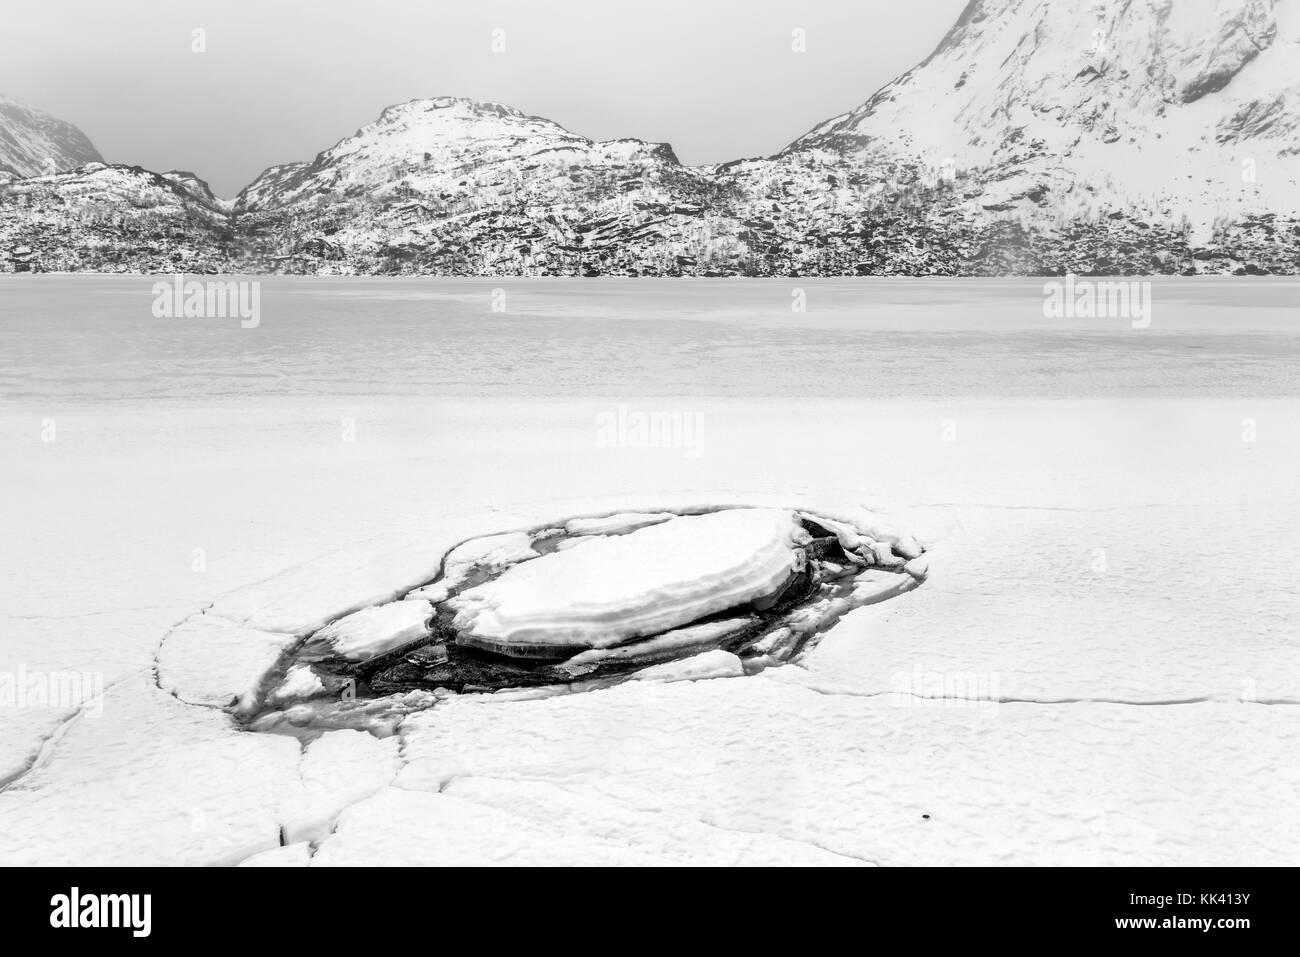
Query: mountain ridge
xmin=3 ymin=0 xmax=1298 ymax=275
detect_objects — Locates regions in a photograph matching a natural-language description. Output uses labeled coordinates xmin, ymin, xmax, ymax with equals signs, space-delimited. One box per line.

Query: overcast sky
xmin=1 ymin=0 xmax=966 ymax=197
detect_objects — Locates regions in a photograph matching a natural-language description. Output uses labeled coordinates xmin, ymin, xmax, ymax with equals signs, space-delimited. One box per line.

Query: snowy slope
xmin=0 ymin=94 xmax=103 ymax=180
xmin=232 ymin=96 xmax=726 ymax=275
xmin=786 ymin=0 xmax=1300 ymax=229
xmin=0 ymin=163 xmax=231 ymax=273
xmin=210 ymin=2 xmax=1300 ymax=275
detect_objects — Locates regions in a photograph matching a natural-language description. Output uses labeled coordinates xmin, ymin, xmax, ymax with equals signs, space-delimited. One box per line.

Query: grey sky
xmin=1 ymin=0 xmax=966 ymax=197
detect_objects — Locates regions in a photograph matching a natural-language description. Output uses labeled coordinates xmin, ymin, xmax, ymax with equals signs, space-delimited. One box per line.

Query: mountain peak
xmin=376 ymin=96 xmax=531 ymax=123
xmin=235 ymin=95 xmax=682 ymax=216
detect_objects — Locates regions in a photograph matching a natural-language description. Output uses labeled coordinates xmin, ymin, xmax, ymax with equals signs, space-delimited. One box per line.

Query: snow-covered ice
xmin=630 ymin=649 xmax=746 ymax=684
xmin=282 ymin=729 xmax=402 ymax=845
xmin=157 ymin=613 xmax=297 ymax=712
xmin=270 ymin=664 xmax=326 ymax=705
xmin=311 ymin=599 xmax=433 ymax=662
xmin=407 ymin=531 xmax=537 ymax=603
xmin=3 ymin=277 xmax=1299 ymax=866
xmin=563 ymin=511 xmax=675 ymax=536
xmin=561 ymin=617 xmax=756 ymax=673
xmin=448 ymin=508 xmax=806 ymax=654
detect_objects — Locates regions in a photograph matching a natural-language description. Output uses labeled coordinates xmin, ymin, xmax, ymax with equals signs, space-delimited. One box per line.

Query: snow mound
xmin=270 ymin=664 xmax=326 ymax=705
xmin=448 ymin=509 xmax=806 ymax=655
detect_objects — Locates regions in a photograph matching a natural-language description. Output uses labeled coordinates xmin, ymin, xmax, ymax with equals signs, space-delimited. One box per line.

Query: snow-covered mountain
xmin=0 ymin=94 xmax=103 ymax=180
xmin=3 ymin=0 xmax=1298 ymax=275
xmin=0 ymin=161 xmax=231 ymax=273
xmin=232 ymin=97 xmax=730 ymax=275
xmin=0 ymin=98 xmax=228 ymax=272
xmin=761 ymin=0 xmax=1300 ymax=272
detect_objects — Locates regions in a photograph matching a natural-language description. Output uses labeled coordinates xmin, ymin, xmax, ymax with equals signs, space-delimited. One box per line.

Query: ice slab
xmin=282 ymin=729 xmax=401 ymax=845
xmin=632 ymin=649 xmax=746 ymax=683
xmin=564 ymin=511 xmax=675 ymax=536
xmin=239 ymin=842 xmax=311 ymax=867
xmin=0 ymin=676 xmax=300 ymax=866
xmin=408 ymin=532 xmax=538 ymax=604
xmin=313 ymin=599 xmax=432 ymax=662
xmin=156 ymin=613 xmax=297 ymax=713
xmin=449 ymin=508 xmax=805 ymax=654
xmin=270 ymin=664 xmax=326 ymax=705
xmin=562 ymin=617 xmax=755 ymax=673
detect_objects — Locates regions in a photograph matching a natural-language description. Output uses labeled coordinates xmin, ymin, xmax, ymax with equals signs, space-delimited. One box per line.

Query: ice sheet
xmin=4 ymin=388 xmax=1299 ymax=865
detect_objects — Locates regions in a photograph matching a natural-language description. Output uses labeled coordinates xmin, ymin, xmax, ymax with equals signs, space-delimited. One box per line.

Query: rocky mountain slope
xmin=0 ymin=94 xmax=103 ymax=180
xmin=2 ymin=0 xmax=1298 ymax=275
xmin=230 ymin=97 xmax=736 ymax=276
xmin=0 ymin=96 xmax=230 ymax=272
xmin=755 ymin=0 xmax=1300 ymax=275
xmin=0 ymin=164 xmax=232 ymax=273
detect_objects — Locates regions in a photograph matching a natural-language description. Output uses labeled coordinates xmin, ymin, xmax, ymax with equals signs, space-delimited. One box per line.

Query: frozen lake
xmin=2 ymin=277 xmax=1299 ymax=400
xmin=1 ymin=277 xmax=1298 ymax=865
